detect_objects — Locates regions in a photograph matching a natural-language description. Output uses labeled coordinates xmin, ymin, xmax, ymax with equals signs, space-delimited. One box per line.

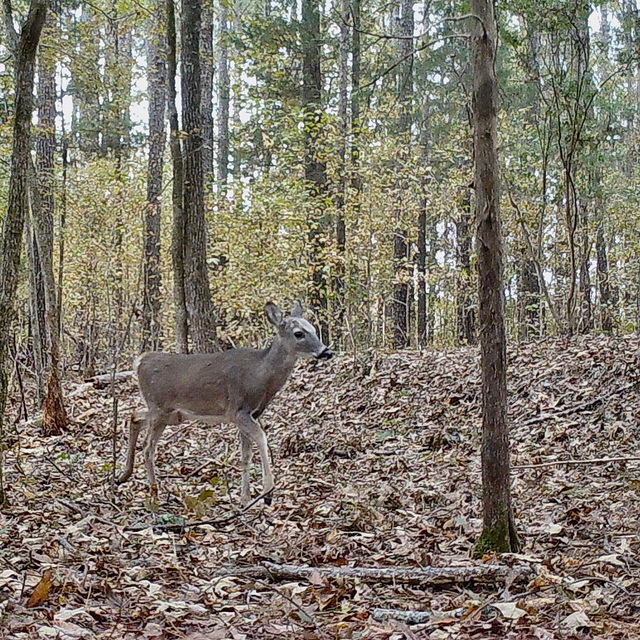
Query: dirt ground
xmin=1 ymin=335 xmax=640 ymax=639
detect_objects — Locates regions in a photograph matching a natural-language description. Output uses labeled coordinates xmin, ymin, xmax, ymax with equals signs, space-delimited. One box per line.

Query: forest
xmin=1 ymin=0 xmax=640 ymax=638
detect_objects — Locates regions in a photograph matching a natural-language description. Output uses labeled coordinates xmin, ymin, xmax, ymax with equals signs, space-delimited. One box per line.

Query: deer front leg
xmin=239 ymin=432 xmax=253 ymax=506
xmin=236 ymin=413 xmax=274 ymax=505
xmin=116 ymin=410 xmax=147 ymax=484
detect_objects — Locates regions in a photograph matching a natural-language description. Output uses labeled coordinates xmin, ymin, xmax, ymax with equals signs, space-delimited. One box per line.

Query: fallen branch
xmin=87 ymin=370 xmax=134 ymax=389
xmin=521 ymin=381 xmax=636 ymax=426
xmin=514 ymin=455 xmax=640 ymax=470
xmin=372 ymin=607 xmax=464 ymax=624
xmin=214 ymin=562 xmax=533 ymax=586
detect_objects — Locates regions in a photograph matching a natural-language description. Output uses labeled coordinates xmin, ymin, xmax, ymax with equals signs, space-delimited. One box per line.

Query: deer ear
xmin=291 ymin=300 xmax=303 ymax=318
xmin=265 ymin=302 xmax=284 ymax=326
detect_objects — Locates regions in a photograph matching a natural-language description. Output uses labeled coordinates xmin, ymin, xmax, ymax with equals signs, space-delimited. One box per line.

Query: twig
xmin=143 ymin=488 xmax=275 ymax=533
xmin=521 ymin=381 xmax=636 ymax=426
xmin=514 ymin=455 xmax=640 ymax=470
xmin=253 ymin=579 xmax=317 ymax=627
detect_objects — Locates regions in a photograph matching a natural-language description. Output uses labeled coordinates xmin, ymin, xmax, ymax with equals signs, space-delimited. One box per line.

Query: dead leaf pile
xmin=1 ymin=334 xmax=640 ymax=638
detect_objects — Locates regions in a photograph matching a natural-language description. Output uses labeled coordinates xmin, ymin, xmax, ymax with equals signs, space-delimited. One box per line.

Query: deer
xmin=116 ymin=301 xmax=332 ymax=505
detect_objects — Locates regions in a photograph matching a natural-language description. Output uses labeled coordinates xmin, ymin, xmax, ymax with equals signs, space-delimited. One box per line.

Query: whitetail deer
xmin=116 ymin=301 xmax=332 ymax=505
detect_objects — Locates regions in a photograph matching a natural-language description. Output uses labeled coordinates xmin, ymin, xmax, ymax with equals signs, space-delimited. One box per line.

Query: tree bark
xmin=0 ymin=0 xmax=48 ymax=506
xmin=333 ymin=0 xmax=349 ymax=346
xmin=417 ymin=94 xmax=429 ymax=347
xmin=392 ymin=0 xmax=413 ymax=349
xmin=215 ymin=561 xmax=532 ymax=586
xmin=26 ymin=214 xmax=46 ymax=401
xmin=167 ymin=0 xmax=188 ymax=352
xmin=142 ymin=7 xmax=167 ymax=353
xmin=200 ymin=0 xmax=214 ymax=188
xmin=456 ymin=188 xmax=476 ymax=345
xmin=217 ymin=0 xmax=230 ymax=190
xmin=302 ymin=0 xmax=329 ymax=343
xmin=34 ymin=10 xmax=68 ymax=436
xmin=471 ymin=0 xmax=519 ymax=555
xmin=181 ymin=0 xmax=217 ymax=352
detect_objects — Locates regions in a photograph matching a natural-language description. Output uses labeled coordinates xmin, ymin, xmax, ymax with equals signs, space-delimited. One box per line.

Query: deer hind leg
xmin=116 ymin=410 xmax=148 ymax=484
xmin=143 ymin=411 xmax=170 ymax=493
xmin=239 ymin=432 xmax=253 ymax=506
xmin=236 ymin=413 xmax=273 ymax=505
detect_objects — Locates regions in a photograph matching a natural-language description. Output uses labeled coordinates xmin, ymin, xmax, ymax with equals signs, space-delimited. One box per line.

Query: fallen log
xmin=214 ymin=561 xmax=533 ymax=586
xmin=87 ymin=370 xmax=134 ymax=389
xmin=372 ymin=607 xmax=464 ymax=624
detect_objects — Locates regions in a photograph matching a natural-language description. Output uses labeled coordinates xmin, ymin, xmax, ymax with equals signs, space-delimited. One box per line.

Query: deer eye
xmin=294 ymin=331 xmax=305 ymax=339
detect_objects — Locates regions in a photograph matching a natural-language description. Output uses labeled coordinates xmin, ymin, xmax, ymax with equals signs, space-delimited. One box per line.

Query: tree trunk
xmin=181 ymin=0 xmax=217 ymax=352
xmin=456 ymin=188 xmax=476 ymax=345
xmin=302 ymin=0 xmax=329 ymax=343
xmin=142 ymin=7 xmax=167 ymax=353
xmin=578 ymin=204 xmax=592 ymax=333
xmin=26 ymin=215 xmax=46 ymax=402
xmin=200 ymin=0 xmax=214 ymax=188
xmin=518 ymin=252 xmax=540 ymax=340
xmin=167 ymin=0 xmax=188 ymax=352
xmin=593 ymin=170 xmax=613 ymax=334
xmin=217 ymin=0 xmax=230 ymax=191
xmin=0 ymin=0 xmax=48 ymax=506
xmin=417 ymin=94 xmax=429 ymax=347
xmin=34 ymin=9 xmax=68 ymax=436
xmin=350 ymin=0 xmax=361 ymax=197
xmin=333 ymin=0 xmax=349 ymax=347
xmin=471 ymin=0 xmax=519 ymax=555
xmin=392 ymin=0 xmax=413 ymax=349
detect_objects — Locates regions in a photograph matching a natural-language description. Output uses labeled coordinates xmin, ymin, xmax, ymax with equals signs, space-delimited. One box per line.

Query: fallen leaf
xmin=491 ymin=601 xmax=527 ymax=620
xmin=27 ymin=569 xmax=53 ymax=608
xmin=560 ymin=611 xmax=591 ymax=631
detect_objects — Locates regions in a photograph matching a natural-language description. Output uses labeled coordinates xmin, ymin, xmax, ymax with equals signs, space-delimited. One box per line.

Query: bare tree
xmin=392 ymin=0 xmax=413 ymax=349
xmin=166 ymin=0 xmax=188 ymax=352
xmin=217 ymin=0 xmax=230 ymax=190
xmin=302 ymin=0 xmax=329 ymax=342
xmin=182 ymin=0 xmax=218 ymax=352
xmin=471 ymin=0 xmax=519 ymax=554
xmin=142 ymin=5 xmax=167 ymax=352
xmin=200 ymin=0 xmax=214 ymax=188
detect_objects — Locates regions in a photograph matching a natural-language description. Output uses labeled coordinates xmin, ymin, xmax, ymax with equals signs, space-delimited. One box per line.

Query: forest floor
xmin=1 ymin=335 xmax=640 ymax=639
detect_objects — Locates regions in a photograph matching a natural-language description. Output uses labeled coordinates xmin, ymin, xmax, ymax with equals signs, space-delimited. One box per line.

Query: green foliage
xmin=2 ymin=0 xmax=640 ymax=370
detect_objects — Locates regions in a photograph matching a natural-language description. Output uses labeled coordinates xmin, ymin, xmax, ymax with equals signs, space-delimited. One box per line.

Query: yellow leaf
xmin=27 ymin=569 xmax=53 ymax=608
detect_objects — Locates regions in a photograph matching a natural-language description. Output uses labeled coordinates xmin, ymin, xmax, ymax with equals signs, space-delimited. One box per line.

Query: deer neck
xmin=263 ymin=335 xmax=298 ymax=391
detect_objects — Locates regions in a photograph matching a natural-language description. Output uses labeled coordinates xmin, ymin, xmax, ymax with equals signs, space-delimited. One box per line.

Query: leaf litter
xmin=1 ymin=334 xmax=640 ymax=638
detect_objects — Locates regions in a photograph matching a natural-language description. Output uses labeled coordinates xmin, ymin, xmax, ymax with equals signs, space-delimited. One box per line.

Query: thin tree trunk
xmin=471 ymin=0 xmax=519 ymax=555
xmin=142 ymin=8 xmax=167 ymax=353
xmin=57 ymin=132 xmax=67 ymax=340
xmin=34 ymin=8 xmax=67 ymax=436
xmin=182 ymin=0 xmax=217 ymax=352
xmin=0 ymin=0 xmax=48 ymax=506
xmin=593 ymin=169 xmax=613 ymax=333
xmin=167 ymin=0 xmax=188 ymax=352
xmin=333 ymin=0 xmax=349 ymax=347
xmin=392 ymin=0 xmax=413 ymax=349
xmin=456 ymin=188 xmax=476 ymax=345
xmin=217 ymin=0 xmax=230 ymax=191
xmin=417 ymin=94 xmax=429 ymax=347
xmin=200 ymin=0 xmax=214 ymax=188
xmin=302 ymin=0 xmax=329 ymax=343
xmin=578 ymin=204 xmax=592 ymax=333
xmin=350 ymin=0 xmax=361 ymax=198
xmin=26 ymin=211 xmax=46 ymax=400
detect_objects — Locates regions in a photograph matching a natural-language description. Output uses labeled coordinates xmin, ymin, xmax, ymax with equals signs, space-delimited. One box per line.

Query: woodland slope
xmin=1 ymin=335 xmax=640 ymax=638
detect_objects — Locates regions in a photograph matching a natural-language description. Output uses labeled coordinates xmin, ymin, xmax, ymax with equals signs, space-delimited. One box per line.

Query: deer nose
xmin=317 ymin=348 xmax=333 ymax=360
